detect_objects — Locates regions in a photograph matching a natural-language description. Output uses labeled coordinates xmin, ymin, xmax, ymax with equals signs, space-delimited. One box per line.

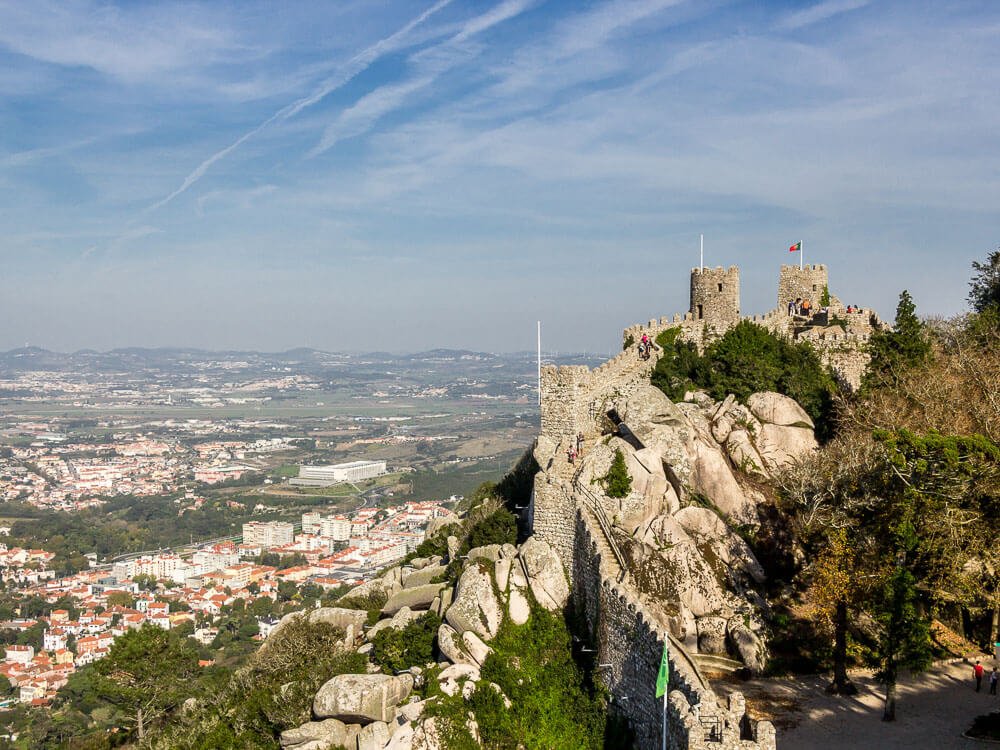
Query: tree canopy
xmin=652 ymin=321 xmax=838 ymax=439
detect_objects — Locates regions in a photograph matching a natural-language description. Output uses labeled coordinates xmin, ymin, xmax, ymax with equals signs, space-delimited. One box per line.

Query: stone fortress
xmin=625 ymin=263 xmax=883 ymax=392
xmin=529 ymin=263 xmax=883 ymax=749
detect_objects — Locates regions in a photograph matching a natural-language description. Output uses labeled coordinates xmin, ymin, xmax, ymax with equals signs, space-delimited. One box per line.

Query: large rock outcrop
xmin=313 ymin=673 xmax=413 ymax=724
xmin=445 ymin=564 xmax=503 ymax=641
xmin=567 ymin=385 xmax=820 ymax=673
xmin=518 ymin=537 xmax=569 ymax=611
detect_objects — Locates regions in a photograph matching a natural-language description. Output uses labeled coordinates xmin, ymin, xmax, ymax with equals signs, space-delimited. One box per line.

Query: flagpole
xmin=699 ymin=233 xmax=704 ymax=271
xmin=800 ymin=239 xmax=803 ymax=271
xmin=662 ymin=689 xmax=667 ymax=750
xmin=536 ymin=321 xmax=541 ymax=406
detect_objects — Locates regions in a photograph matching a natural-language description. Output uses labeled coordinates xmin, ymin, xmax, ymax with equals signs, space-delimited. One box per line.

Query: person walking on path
xmin=990 ymin=666 xmax=998 ymax=696
xmin=576 ymin=432 xmax=584 ymax=455
xmin=974 ymin=660 xmax=984 ymax=692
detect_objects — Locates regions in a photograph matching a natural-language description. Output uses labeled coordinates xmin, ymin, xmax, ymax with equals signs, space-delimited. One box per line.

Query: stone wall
xmin=777 ymin=264 xmax=828 ymax=310
xmin=691 ymin=266 xmax=741 ymax=332
xmin=540 ymin=349 xmax=659 ymax=445
xmin=572 ymin=509 xmax=776 ymax=750
xmin=529 ymin=474 xmax=576 ymax=581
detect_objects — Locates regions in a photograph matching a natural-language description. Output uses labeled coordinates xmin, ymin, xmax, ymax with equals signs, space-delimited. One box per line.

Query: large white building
xmin=242 ymin=521 xmax=294 ymax=550
xmin=293 ymin=460 xmax=387 ymax=486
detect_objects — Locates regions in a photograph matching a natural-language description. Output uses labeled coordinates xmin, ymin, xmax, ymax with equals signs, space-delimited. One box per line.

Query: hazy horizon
xmin=3 ymin=0 xmax=998 ymax=353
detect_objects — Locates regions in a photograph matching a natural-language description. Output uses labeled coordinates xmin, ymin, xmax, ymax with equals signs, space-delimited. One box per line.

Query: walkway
xmin=715 ymin=660 xmax=1000 ymax=749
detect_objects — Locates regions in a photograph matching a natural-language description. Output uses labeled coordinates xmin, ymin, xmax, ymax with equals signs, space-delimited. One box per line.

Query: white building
xmin=320 ymin=516 xmax=352 ymax=541
xmin=301 ymin=512 xmax=322 ymax=535
xmin=4 ymin=645 xmax=33 ymax=664
xmin=192 ymin=549 xmax=240 ymax=573
xmin=294 ymin=460 xmax=386 ymax=485
xmin=242 ymin=521 xmax=294 ymax=550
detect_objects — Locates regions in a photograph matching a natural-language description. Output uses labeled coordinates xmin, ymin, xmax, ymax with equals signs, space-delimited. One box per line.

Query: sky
xmin=2 ymin=0 xmax=998 ymax=354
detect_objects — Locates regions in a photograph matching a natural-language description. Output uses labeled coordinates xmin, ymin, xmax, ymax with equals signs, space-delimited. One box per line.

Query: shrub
xmin=426 ymin=603 xmax=607 ymax=750
xmin=152 ymin=618 xmax=366 ymax=749
xmin=623 ymin=334 xmax=635 ymax=350
xmin=600 ymin=449 xmax=632 ymax=499
xmin=651 ymin=321 xmax=838 ymax=440
xmin=371 ymin=612 xmax=440 ymax=673
xmin=464 ymin=507 xmax=517 ymax=551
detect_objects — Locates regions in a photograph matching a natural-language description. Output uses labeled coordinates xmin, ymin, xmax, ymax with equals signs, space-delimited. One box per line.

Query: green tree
xmin=874 ymin=523 xmax=932 ymax=722
xmin=371 ymin=613 xmax=440 ymax=673
xmin=464 ymin=508 xmax=517 ymax=551
xmin=863 ymin=290 xmax=930 ymax=390
xmin=106 ymin=591 xmax=135 ymax=609
xmin=90 ymin=624 xmax=200 ymax=740
xmin=651 ymin=321 xmax=837 ymax=439
xmin=820 ymin=284 xmax=831 ymax=307
xmin=968 ymin=249 xmax=1000 ymax=314
xmin=600 ymin=449 xmax=632 ymax=499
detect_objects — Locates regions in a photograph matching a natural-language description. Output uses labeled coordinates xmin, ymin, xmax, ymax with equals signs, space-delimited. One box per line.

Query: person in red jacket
xmin=974 ymin=660 xmax=984 ymax=692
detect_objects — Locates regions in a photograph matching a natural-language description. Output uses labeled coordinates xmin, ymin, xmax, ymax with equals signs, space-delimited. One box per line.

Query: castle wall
xmin=778 ymin=264 xmax=828 ymax=310
xmin=530 ymin=474 xmax=576 ymax=580
xmin=572 ymin=508 xmax=776 ymax=750
xmin=539 ymin=349 xmax=659 ymax=445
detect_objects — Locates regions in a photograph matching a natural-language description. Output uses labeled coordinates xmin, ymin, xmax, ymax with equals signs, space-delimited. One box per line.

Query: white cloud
xmin=0 ymin=0 xmax=237 ymax=80
xmin=142 ymin=0 xmax=455 ymax=214
xmin=310 ymin=0 xmax=537 ymax=157
xmin=777 ymin=0 xmax=871 ymax=31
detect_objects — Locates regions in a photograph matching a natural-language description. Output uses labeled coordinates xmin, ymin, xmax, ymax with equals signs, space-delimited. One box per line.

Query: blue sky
xmin=2 ymin=0 xmax=998 ymax=354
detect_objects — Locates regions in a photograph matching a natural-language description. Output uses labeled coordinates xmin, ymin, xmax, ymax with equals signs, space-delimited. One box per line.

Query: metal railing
xmin=572 ymin=477 xmax=628 ymax=582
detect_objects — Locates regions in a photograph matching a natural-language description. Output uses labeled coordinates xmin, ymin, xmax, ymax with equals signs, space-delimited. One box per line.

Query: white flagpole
xmin=800 ymin=240 xmax=803 ymax=271
xmin=699 ymin=233 xmax=704 ymax=270
xmin=662 ymin=689 xmax=668 ymax=750
xmin=537 ymin=321 xmax=541 ymax=406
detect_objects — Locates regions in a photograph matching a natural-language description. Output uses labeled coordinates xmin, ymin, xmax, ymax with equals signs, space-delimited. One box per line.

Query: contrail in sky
xmin=145 ymin=0 xmax=455 ymax=214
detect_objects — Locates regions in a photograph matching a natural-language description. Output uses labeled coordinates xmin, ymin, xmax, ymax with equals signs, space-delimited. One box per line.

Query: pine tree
xmin=601 ymin=449 xmax=632 ymax=499
xmin=863 ymin=290 xmax=930 ymax=390
xmin=968 ymin=249 xmax=1000 ymax=314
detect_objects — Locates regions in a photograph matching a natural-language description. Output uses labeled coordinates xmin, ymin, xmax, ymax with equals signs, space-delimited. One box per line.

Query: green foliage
xmin=623 ymin=334 xmax=635 ymax=350
xmin=334 ymin=587 xmax=389 ymax=627
xmin=599 ymin=449 xmax=632 ymax=499
xmin=655 ymin=326 xmax=681 ymax=349
xmin=153 ymin=618 xmax=365 ymax=749
xmin=494 ymin=449 xmax=538 ymax=515
xmin=872 ymin=556 xmax=932 ymax=680
xmin=371 ymin=612 xmax=440 ymax=673
xmin=820 ymin=285 xmax=831 ymax=307
xmin=81 ymin=624 xmax=201 ymax=741
xmin=863 ymin=290 xmax=930 ymax=391
xmin=463 ymin=507 xmax=517 ymax=551
xmin=968 ymin=249 xmax=1000 ymax=315
xmin=427 ymin=604 xmax=607 ymax=750
xmin=411 ymin=527 xmax=450 ymax=560
xmin=651 ymin=321 xmax=837 ymax=439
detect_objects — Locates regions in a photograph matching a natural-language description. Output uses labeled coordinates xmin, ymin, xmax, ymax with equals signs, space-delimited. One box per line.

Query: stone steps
xmin=693 ymin=653 xmax=745 ymax=674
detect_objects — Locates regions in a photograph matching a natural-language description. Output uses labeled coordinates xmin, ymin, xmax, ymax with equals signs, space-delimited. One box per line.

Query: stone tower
xmin=690 ymin=266 xmax=740 ymax=330
xmin=778 ymin=264 xmax=828 ymax=310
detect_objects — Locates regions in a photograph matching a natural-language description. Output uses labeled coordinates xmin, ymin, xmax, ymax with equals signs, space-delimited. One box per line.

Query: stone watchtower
xmin=690 ymin=266 xmax=740 ymax=330
xmin=778 ymin=264 xmax=828 ymax=309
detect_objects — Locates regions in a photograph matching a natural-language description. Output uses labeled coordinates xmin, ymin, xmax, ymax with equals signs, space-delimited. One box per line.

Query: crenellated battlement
xmin=612 ymin=261 xmax=881 ymax=394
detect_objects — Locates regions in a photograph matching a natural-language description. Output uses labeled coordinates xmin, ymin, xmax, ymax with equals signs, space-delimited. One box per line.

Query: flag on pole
xmin=789 ymin=241 xmax=801 ymax=253
xmin=655 ymin=641 xmax=670 ymax=698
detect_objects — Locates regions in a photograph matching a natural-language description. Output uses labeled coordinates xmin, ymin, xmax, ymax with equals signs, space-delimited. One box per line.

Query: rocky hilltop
xmin=270 ymin=531 xmax=575 ymax=750
xmin=554 ymin=385 xmax=816 ymax=674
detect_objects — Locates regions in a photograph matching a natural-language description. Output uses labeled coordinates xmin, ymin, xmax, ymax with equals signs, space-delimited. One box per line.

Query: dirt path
xmin=715 ymin=659 xmax=1000 ymax=748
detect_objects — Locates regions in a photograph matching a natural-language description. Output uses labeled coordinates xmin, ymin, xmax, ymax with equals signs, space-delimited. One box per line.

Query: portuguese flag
xmin=789 ymin=241 xmax=801 ymax=253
